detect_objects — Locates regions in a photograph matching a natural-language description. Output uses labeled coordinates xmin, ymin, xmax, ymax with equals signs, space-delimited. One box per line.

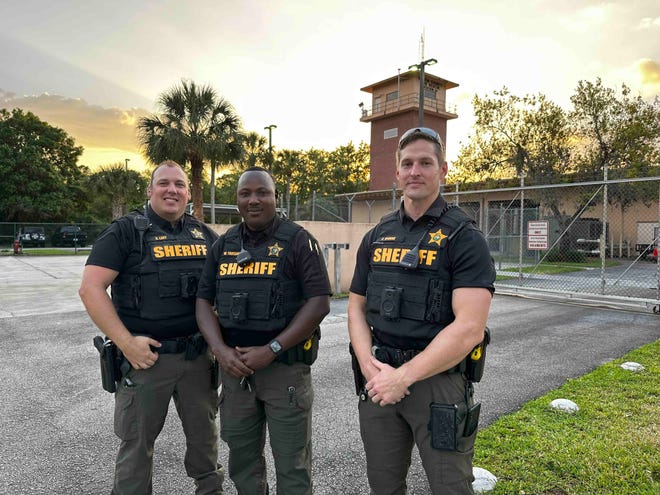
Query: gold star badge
xmin=428 ymin=229 xmax=447 ymax=246
xmin=268 ymin=242 xmax=283 ymax=257
xmin=190 ymin=228 xmax=205 ymax=240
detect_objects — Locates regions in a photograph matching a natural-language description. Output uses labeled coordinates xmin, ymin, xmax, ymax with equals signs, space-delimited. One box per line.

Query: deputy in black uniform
xmin=348 ymin=128 xmax=496 ymax=495
xmin=79 ymin=160 xmax=224 ymax=494
xmin=196 ymin=166 xmax=331 ymax=495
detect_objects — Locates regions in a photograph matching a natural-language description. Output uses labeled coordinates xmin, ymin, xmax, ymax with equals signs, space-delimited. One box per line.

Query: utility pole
xmin=264 ymin=124 xmax=277 ymax=171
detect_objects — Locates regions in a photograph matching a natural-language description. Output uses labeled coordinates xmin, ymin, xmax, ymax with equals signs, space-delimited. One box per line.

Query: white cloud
xmin=637 ymin=17 xmax=660 ymax=29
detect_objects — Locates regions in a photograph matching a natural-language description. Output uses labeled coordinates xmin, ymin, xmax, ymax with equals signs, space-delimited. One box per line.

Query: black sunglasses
xmin=398 ymin=127 xmax=444 ymax=151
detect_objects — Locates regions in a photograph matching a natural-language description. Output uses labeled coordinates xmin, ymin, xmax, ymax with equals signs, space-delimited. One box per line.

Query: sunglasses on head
xmin=398 ymin=127 xmax=444 ymax=151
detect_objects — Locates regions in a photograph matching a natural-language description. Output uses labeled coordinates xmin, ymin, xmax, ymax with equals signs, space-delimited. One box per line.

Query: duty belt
xmin=153 ymin=333 xmax=207 ymax=360
xmin=371 ymin=344 xmax=463 ymax=373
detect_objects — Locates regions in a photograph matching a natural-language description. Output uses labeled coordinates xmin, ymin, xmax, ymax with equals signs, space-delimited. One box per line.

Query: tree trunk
xmin=190 ymin=157 xmax=204 ymax=220
xmin=210 ymin=161 xmax=216 ymax=224
xmin=111 ymin=197 xmax=124 ymax=220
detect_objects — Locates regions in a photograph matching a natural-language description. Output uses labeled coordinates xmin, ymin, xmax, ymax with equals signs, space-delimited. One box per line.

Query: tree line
xmin=1 ymin=77 xmax=658 ymax=224
xmin=451 ymin=78 xmax=660 ymax=253
xmin=451 ymin=78 xmax=660 ymax=185
xmin=0 ymin=79 xmax=370 ymax=223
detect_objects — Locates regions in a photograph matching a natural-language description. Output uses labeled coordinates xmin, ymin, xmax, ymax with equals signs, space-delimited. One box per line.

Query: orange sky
xmin=1 ymin=1 xmax=658 ymax=172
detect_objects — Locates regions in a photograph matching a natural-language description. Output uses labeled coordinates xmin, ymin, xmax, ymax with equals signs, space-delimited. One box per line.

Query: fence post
xmin=286 ymin=176 xmax=291 ymax=221
xmin=601 ymin=164 xmax=608 ymax=294
xmin=518 ymin=172 xmax=526 ymax=282
xmin=454 ymin=183 xmax=459 ymax=206
xmin=656 ymin=182 xmax=660 ymax=299
xmin=322 ymin=243 xmax=349 ymax=294
xmin=312 ymin=191 xmax=316 ymax=221
xmin=391 ymin=182 xmax=397 ymax=211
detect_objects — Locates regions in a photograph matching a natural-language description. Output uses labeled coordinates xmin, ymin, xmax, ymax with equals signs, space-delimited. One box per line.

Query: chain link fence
xmin=0 ymin=222 xmax=109 ymax=252
xmin=3 ymin=177 xmax=659 ymax=313
xmin=441 ymin=176 xmax=660 ymax=313
xmin=278 ymin=192 xmax=352 ymax=222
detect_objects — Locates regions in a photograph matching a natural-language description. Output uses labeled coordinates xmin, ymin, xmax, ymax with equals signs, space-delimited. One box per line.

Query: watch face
xmin=269 ymin=340 xmax=283 ymax=354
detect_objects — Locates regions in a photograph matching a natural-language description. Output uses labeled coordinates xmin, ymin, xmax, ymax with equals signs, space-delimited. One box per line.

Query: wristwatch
xmin=268 ymin=339 xmax=284 ymax=356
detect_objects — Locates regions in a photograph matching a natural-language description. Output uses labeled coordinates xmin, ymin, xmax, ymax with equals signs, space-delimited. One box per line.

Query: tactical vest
xmin=365 ymin=207 xmax=475 ymax=347
xmin=215 ymin=221 xmax=303 ymax=333
xmin=111 ymin=212 xmax=209 ymax=321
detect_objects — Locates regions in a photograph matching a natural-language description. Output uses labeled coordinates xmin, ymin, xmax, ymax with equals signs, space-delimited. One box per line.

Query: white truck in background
xmin=636 ymin=221 xmax=659 ymax=260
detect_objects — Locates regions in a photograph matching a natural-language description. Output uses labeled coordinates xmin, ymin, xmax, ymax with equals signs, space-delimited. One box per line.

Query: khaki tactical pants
xmin=219 ymin=361 xmax=313 ymax=495
xmin=112 ymin=351 xmax=224 ymax=495
xmin=359 ymin=371 xmax=476 ymax=495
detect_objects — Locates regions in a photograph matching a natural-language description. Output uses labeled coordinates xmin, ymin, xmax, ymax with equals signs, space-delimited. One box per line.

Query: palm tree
xmin=242 ymin=131 xmax=269 ymax=168
xmin=208 ymin=128 xmax=244 ymax=223
xmin=87 ymin=163 xmax=147 ymax=220
xmin=137 ymin=79 xmax=242 ymax=220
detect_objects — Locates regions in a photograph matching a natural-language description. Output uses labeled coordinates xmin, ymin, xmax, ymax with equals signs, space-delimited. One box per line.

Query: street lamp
xmin=264 ymin=124 xmax=277 ymax=171
xmin=124 ymin=158 xmax=130 ymax=172
xmin=408 ymin=58 xmax=437 ymax=126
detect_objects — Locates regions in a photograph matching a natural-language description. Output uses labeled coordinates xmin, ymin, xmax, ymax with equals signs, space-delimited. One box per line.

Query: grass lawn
xmin=474 ymin=339 xmax=659 ymax=494
xmin=0 ymin=248 xmax=90 ymax=256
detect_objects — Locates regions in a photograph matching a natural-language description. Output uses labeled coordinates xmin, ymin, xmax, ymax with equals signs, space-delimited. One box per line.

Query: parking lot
xmin=0 ymin=255 xmax=658 ymax=494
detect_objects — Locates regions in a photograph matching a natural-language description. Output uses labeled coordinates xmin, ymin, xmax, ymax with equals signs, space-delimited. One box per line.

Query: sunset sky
xmin=1 ymin=0 xmax=659 ymax=173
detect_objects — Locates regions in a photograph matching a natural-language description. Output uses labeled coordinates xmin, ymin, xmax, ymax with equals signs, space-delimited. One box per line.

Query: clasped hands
xmin=364 ymin=356 xmax=411 ymax=406
xmin=214 ymin=344 xmax=276 ymax=378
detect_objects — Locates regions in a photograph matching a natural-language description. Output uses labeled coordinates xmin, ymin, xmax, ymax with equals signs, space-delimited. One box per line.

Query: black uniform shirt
xmin=197 ymin=216 xmax=332 ymax=346
xmin=86 ymin=206 xmax=218 ymax=337
xmin=350 ymin=194 xmax=495 ymax=297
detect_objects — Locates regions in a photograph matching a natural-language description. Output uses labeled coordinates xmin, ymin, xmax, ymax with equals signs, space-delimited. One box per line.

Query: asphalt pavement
xmin=0 ymin=255 xmax=658 ymax=494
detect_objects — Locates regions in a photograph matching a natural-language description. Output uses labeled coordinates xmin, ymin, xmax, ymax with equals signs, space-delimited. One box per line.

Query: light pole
xmin=264 ymin=124 xmax=277 ymax=171
xmin=124 ymin=158 xmax=130 ymax=172
xmin=408 ymin=58 xmax=437 ymax=126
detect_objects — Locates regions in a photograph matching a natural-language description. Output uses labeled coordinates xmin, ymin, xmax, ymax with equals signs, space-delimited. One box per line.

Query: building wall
xmin=369 ymin=115 xmax=449 ymax=190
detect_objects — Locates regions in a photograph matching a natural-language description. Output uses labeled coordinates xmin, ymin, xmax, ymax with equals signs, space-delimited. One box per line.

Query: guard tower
xmin=360 ymin=69 xmax=458 ymax=190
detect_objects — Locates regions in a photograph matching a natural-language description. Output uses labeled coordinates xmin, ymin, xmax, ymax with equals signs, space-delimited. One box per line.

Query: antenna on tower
xmin=419 ymin=27 xmax=425 ymax=60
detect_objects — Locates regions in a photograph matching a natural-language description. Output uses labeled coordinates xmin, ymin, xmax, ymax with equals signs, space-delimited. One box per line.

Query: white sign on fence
xmin=527 ymin=220 xmax=549 ymax=250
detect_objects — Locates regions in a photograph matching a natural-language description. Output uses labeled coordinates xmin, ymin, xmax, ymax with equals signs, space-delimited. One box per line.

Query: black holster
xmin=93 ymin=336 xmax=125 ymax=393
xmin=465 ymin=327 xmax=491 ymax=383
xmin=277 ymin=329 xmax=320 ymax=366
xmin=348 ymin=344 xmax=367 ymax=400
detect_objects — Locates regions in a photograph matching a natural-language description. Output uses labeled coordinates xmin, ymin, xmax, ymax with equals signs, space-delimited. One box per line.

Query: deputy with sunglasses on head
xmin=348 ymin=127 xmax=496 ymax=494
xmin=196 ymin=166 xmax=331 ymax=495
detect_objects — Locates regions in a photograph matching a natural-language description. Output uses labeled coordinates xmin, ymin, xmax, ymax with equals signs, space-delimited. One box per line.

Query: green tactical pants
xmin=359 ymin=371 xmax=476 ymax=495
xmin=219 ymin=361 xmax=313 ymax=495
xmin=112 ymin=351 xmax=224 ymax=495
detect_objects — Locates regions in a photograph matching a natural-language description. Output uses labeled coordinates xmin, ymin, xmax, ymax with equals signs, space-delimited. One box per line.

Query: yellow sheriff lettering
xmin=218 ymin=261 xmax=277 ymax=277
xmin=418 ymin=249 xmax=437 ymax=265
xmin=152 ymin=243 xmax=207 ymax=258
xmin=372 ymin=247 xmax=438 ymax=266
xmin=380 ymin=248 xmax=392 ymax=262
